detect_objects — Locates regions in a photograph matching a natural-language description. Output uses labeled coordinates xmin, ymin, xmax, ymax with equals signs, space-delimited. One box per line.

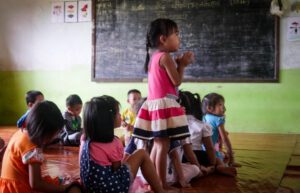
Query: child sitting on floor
xmin=60 ymin=94 xmax=83 ymax=146
xmin=17 ymin=90 xmax=44 ymax=129
xmin=1 ymin=101 xmax=82 ymax=193
xmin=121 ymin=89 xmax=141 ymax=146
xmin=202 ymin=92 xmax=241 ymax=171
xmin=79 ymin=95 xmax=169 ymax=193
xmin=179 ymin=90 xmax=237 ymax=176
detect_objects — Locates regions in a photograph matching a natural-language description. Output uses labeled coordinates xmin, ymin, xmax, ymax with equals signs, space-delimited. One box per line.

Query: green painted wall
xmin=1 ymin=68 xmax=299 ymax=133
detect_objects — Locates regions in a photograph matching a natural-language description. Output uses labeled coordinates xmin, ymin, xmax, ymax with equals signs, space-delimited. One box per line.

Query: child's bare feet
xmin=217 ymin=166 xmax=237 ymax=177
xmin=200 ymin=165 xmax=214 ymax=176
xmin=201 ymin=166 xmax=215 ymax=176
xmin=163 ymin=184 xmax=181 ymax=193
xmin=178 ymin=179 xmax=191 ymax=188
xmin=230 ymin=162 xmax=242 ymax=167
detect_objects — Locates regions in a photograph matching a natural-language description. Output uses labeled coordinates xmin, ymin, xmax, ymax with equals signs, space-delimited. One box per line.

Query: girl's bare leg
xmin=202 ymin=136 xmax=216 ymax=166
xmin=215 ymin=158 xmax=237 ymax=177
xmin=151 ymin=138 xmax=174 ymax=190
xmin=182 ymin=143 xmax=200 ymax=168
xmin=125 ymin=149 xmax=165 ymax=193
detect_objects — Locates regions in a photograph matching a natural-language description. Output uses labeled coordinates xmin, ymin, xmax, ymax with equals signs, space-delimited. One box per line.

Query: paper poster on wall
xmin=65 ymin=1 xmax=78 ymax=23
xmin=51 ymin=2 xmax=64 ymax=23
xmin=287 ymin=17 xmax=300 ymax=41
xmin=78 ymin=1 xmax=91 ymax=22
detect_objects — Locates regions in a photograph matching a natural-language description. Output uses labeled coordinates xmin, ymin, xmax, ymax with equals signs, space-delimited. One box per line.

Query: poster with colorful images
xmin=287 ymin=17 xmax=300 ymax=41
xmin=51 ymin=1 xmax=64 ymax=23
xmin=78 ymin=1 xmax=91 ymax=22
xmin=65 ymin=1 xmax=78 ymax=23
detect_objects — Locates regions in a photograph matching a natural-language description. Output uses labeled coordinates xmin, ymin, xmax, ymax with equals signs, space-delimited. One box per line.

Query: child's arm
xmin=182 ymin=143 xmax=200 ymax=168
xmin=29 ymin=162 xmax=71 ymax=192
xmin=202 ymin=136 xmax=216 ymax=166
xmin=121 ymin=120 xmax=128 ymax=128
xmin=160 ymin=51 xmax=194 ymax=86
xmin=169 ymin=150 xmax=191 ymax=188
xmin=111 ymin=160 xmax=122 ymax=172
xmin=218 ymin=124 xmax=234 ymax=164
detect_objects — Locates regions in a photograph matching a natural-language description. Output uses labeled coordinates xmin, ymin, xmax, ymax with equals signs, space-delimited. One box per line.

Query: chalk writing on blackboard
xmin=92 ymin=0 xmax=279 ymax=82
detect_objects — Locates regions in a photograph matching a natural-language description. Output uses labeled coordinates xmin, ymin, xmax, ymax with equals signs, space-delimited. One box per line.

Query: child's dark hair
xmin=83 ymin=95 xmax=120 ymax=143
xmin=127 ymin=89 xmax=141 ymax=97
xmin=144 ymin=18 xmax=178 ymax=73
xmin=26 ymin=101 xmax=64 ymax=147
xmin=178 ymin=91 xmax=203 ymax=120
xmin=66 ymin=94 xmax=82 ymax=107
xmin=25 ymin=90 xmax=44 ymax=105
xmin=202 ymin=93 xmax=225 ymax=115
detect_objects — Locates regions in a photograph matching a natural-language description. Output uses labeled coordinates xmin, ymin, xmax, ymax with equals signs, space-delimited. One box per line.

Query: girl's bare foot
xmin=205 ymin=165 xmax=215 ymax=175
xmin=178 ymin=179 xmax=191 ymax=188
xmin=217 ymin=166 xmax=237 ymax=177
xmin=163 ymin=184 xmax=181 ymax=193
xmin=230 ymin=162 xmax=242 ymax=167
xmin=198 ymin=165 xmax=215 ymax=176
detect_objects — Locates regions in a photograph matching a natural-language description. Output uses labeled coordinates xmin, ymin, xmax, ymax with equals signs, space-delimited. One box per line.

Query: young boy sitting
xmin=17 ymin=90 xmax=44 ymax=129
xmin=60 ymin=94 xmax=83 ymax=146
xmin=121 ymin=89 xmax=141 ymax=146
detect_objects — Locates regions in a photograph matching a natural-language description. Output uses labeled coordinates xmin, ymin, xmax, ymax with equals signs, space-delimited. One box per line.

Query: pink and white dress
xmin=133 ymin=51 xmax=190 ymax=140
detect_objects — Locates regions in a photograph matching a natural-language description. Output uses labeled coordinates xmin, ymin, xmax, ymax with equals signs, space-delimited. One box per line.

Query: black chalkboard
xmin=92 ymin=0 xmax=279 ymax=82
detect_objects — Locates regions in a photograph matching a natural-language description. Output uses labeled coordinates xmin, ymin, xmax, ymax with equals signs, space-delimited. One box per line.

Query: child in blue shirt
xmin=179 ymin=90 xmax=237 ymax=176
xmin=17 ymin=90 xmax=44 ymax=129
xmin=202 ymin=92 xmax=240 ymax=168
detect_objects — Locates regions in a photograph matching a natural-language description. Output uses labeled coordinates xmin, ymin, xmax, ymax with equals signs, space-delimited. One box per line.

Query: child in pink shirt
xmin=79 ymin=95 xmax=169 ymax=193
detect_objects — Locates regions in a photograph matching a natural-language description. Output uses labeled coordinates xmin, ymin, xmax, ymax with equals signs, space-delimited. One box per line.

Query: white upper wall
xmin=0 ymin=0 xmax=92 ymax=71
xmin=0 ymin=0 xmax=300 ymax=71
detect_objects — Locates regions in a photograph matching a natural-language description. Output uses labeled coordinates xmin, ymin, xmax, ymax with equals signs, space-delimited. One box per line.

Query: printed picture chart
xmin=78 ymin=1 xmax=92 ymax=22
xmin=65 ymin=1 xmax=78 ymax=23
xmin=51 ymin=2 xmax=64 ymax=23
xmin=287 ymin=17 xmax=300 ymax=41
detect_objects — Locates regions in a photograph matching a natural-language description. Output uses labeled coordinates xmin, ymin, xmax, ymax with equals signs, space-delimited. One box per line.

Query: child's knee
xmin=134 ymin=149 xmax=147 ymax=157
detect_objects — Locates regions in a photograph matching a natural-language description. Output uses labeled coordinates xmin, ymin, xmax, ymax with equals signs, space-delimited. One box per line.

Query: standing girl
xmin=0 ymin=101 xmax=82 ymax=193
xmin=79 ymin=95 xmax=167 ymax=193
xmin=133 ymin=18 xmax=194 ymax=189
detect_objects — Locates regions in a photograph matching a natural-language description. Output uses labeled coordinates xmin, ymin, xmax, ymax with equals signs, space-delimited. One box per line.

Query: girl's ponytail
xmin=193 ymin=93 xmax=203 ymax=120
xmin=144 ymin=35 xmax=150 ymax=73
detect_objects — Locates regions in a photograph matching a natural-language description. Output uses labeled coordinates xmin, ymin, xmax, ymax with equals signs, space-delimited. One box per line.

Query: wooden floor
xmin=1 ymin=127 xmax=300 ymax=193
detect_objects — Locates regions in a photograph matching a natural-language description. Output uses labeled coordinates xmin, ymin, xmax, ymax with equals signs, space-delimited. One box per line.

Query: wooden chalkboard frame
xmin=91 ymin=0 xmax=280 ymax=83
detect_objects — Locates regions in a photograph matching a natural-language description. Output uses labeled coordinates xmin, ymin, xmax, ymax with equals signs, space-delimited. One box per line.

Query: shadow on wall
xmin=0 ymin=74 xmax=25 ymax=126
xmin=0 ymin=33 xmax=24 ymax=125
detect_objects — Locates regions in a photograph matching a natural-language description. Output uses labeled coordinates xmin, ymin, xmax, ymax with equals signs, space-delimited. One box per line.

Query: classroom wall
xmin=1 ymin=0 xmax=300 ymax=133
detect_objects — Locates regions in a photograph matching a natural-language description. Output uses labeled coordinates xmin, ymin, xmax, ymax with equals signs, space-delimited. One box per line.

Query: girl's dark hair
xmin=144 ymin=18 xmax=178 ymax=73
xmin=26 ymin=101 xmax=64 ymax=147
xmin=25 ymin=90 xmax=44 ymax=105
xmin=178 ymin=91 xmax=203 ymax=120
xmin=202 ymin=93 xmax=225 ymax=115
xmin=83 ymin=95 xmax=120 ymax=143
xmin=66 ymin=94 xmax=82 ymax=107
